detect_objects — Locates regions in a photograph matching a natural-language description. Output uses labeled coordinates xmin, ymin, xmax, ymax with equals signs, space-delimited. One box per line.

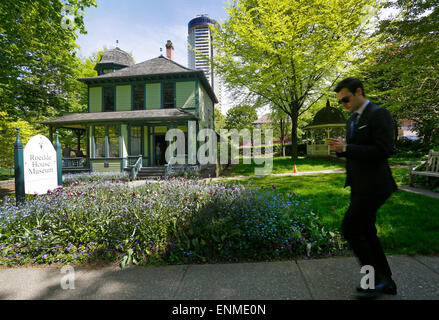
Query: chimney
xmin=166 ymin=40 xmax=174 ymax=60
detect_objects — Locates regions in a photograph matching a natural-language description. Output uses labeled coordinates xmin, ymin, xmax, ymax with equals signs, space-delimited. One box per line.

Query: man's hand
xmin=325 ymin=138 xmax=346 ymax=153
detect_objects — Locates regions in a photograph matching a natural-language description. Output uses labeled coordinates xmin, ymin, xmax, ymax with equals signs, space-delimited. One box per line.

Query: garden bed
xmin=0 ymin=174 xmax=345 ymax=268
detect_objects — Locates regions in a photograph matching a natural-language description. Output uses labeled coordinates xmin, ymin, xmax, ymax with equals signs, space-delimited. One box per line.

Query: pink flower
xmin=132 ymin=192 xmax=136 ymax=197
xmin=90 ymin=193 xmax=95 ymax=198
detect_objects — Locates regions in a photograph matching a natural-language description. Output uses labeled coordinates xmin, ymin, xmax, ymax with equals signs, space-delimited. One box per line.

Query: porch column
xmin=120 ymin=124 xmax=125 ymax=170
xmin=147 ymin=126 xmax=151 ymax=166
xmin=86 ymin=126 xmax=90 ymax=158
xmin=104 ymin=126 xmax=109 ymax=158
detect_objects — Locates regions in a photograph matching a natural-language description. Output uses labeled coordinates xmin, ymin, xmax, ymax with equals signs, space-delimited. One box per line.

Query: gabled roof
xmin=79 ymin=55 xmax=218 ymax=103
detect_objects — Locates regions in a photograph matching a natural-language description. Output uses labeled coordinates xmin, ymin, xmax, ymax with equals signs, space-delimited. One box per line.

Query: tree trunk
xmin=280 ymin=119 xmax=285 ymax=157
xmin=290 ymin=112 xmax=299 ymax=160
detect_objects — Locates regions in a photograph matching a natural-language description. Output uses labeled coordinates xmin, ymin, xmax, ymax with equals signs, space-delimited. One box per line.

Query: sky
xmin=74 ymin=0 xmax=400 ymax=117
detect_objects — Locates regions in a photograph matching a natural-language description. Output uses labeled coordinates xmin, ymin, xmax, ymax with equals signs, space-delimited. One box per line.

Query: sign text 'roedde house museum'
xmin=23 ymin=135 xmax=58 ymax=194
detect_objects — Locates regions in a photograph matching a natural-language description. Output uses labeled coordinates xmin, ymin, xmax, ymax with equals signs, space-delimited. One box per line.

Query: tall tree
xmin=211 ymin=0 xmax=381 ymax=158
xmin=355 ymin=0 xmax=439 ymax=145
xmin=0 ymin=0 xmax=97 ymax=122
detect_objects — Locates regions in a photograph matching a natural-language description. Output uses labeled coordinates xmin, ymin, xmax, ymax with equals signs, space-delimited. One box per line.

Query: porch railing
xmin=129 ymin=154 xmax=143 ymax=179
xmin=62 ymin=157 xmax=89 ymax=169
xmin=127 ymin=155 xmax=142 ymax=166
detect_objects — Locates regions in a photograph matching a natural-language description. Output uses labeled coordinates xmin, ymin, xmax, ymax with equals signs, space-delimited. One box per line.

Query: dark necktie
xmin=350 ymin=112 xmax=359 ymax=138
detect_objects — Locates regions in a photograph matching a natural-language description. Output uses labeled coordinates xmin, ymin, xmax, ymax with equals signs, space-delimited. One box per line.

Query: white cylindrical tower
xmin=188 ymin=14 xmax=222 ymax=111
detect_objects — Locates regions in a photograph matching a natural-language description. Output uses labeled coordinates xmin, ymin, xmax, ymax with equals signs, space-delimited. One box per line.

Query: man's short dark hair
xmin=334 ymin=77 xmax=365 ymax=97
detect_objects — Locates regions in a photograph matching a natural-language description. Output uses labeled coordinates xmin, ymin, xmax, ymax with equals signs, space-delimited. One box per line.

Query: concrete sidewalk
xmin=1 ymin=255 xmax=438 ymax=300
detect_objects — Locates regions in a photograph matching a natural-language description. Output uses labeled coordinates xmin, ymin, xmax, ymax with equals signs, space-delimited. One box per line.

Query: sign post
xmin=14 ymin=128 xmax=25 ymax=204
xmin=54 ymin=131 xmax=63 ymax=187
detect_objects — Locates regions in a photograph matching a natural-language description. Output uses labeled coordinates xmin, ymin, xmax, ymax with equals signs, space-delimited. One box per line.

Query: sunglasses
xmin=338 ymin=95 xmax=352 ymax=104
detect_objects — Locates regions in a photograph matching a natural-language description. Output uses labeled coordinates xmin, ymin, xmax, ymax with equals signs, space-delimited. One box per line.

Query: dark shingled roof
xmin=80 ymin=55 xmax=218 ymax=104
xmin=96 ymin=47 xmax=135 ymax=67
xmin=311 ymin=101 xmax=346 ymax=125
xmin=43 ymin=109 xmax=198 ymax=126
xmin=84 ymin=55 xmax=193 ymax=80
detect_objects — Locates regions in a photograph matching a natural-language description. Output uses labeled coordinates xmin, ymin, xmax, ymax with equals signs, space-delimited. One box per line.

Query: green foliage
xmin=0 ymin=0 xmax=97 ymax=123
xmin=357 ymin=37 xmax=439 ymax=146
xmin=214 ymin=108 xmax=226 ymax=132
xmin=354 ymin=0 xmax=439 ymax=146
xmin=378 ymin=0 xmax=439 ymax=38
xmin=224 ymin=105 xmax=258 ymax=132
xmin=0 ymin=111 xmax=41 ymax=169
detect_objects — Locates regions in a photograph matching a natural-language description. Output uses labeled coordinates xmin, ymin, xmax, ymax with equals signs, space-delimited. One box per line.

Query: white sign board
xmin=24 ymin=135 xmax=58 ymax=194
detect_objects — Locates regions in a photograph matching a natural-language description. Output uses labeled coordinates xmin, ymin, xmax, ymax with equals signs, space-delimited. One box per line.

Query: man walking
xmin=326 ymin=78 xmax=398 ymax=299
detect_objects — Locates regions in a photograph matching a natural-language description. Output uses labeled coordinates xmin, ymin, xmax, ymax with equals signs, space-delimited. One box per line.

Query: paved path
xmin=1 ymin=255 xmax=438 ymax=300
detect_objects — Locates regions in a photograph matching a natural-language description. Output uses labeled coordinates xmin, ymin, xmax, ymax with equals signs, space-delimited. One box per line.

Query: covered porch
xmin=43 ymin=109 xmax=200 ymax=175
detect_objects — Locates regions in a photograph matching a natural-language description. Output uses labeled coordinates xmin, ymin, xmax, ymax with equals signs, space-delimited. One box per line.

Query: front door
xmin=154 ymin=135 xmax=167 ymax=166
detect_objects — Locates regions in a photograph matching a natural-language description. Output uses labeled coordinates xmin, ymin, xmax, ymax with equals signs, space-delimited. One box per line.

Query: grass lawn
xmin=230 ymin=155 xmax=422 ymax=177
xmin=231 ymin=156 xmax=345 ymax=176
xmin=221 ymin=167 xmax=439 ymax=256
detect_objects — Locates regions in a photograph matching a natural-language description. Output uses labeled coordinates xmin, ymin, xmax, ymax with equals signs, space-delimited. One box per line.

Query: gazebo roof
xmin=310 ymin=100 xmax=346 ymax=126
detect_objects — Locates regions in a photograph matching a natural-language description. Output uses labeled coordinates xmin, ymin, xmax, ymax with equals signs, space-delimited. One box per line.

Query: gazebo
xmin=304 ymin=100 xmax=346 ymax=158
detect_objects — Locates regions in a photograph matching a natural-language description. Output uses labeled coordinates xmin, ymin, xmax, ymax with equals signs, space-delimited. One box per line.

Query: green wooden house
xmin=44 ymin=47 xmax=217 ymax=174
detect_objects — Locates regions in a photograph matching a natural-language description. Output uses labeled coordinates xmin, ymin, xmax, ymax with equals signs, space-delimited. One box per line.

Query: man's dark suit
xmin=337 ymin=101 xmax=398 ymax=281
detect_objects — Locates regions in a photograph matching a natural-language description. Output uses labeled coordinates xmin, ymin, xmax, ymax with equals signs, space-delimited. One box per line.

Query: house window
xmin=163 ymin=82 xmax=175 ymax=109
xmin=108 ymin=125 xmax=120 ymax=157
xmin=103 ymin=87 xmax=115 ymax=112
xmin=130 ymin=126 xmax=142 ymax=156
xmin=133 ymin=84 xmax=145 ymax=110
xmin=94 ymin=126 xmax=105 ymax=157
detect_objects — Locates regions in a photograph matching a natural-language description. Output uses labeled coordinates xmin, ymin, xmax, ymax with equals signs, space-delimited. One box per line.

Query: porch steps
xmin=136 ymin=166 xmax=166 ymax=179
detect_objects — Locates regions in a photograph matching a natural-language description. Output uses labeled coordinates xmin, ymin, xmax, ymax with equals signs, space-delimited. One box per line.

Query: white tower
xmin=188 ymin=14 xmax=222 ymax=111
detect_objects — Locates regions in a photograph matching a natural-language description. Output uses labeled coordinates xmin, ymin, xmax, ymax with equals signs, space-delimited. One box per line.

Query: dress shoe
xmin=355 ymin=278 xmax=397 ymax=299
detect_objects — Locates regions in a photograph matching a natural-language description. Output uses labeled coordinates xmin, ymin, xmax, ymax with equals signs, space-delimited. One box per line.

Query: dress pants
xmin=341 ymin=192 xmax=392 ymax=280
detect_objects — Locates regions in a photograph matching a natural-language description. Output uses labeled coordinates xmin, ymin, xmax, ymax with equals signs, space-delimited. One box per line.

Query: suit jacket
xmin=337 ymin=102 xmax=398 ymax=195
